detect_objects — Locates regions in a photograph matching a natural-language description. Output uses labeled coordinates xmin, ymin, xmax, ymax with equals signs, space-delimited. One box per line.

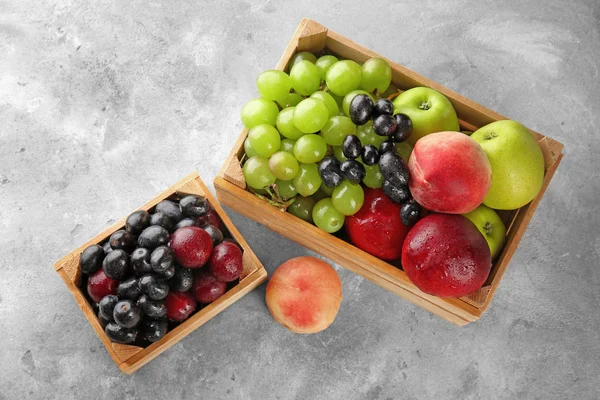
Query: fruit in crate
xmin=408 ymin=131 xmax=491 ymax=214
xmin=463 ymin=204 xmax=506 ymax=260
xmin=78 ymin=194 xmax=241 ymax=346
xmin=345 ymin=188 xmax=409 ymax=260
xmin=266 ymin=257 xmax=342 ymax=333
xmin=402 ymin=214 xmax=492 ymax=297
xmin=392 ymin=87 xmax=460 ymax=145
xmin=471 ymin=120 xmax=545 ymax=210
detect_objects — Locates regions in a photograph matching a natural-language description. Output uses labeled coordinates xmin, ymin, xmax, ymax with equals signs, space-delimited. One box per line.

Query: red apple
xmin=345 ymin=188 xmax=409 ymax=260
xmin=401 ymin=214 xmax=491 ymax=297
xmin=408 ymin=131 xmax=491 ymax=214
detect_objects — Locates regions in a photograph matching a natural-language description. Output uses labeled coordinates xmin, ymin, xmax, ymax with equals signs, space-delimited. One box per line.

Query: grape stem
xmin=387 ymin=91 xmax=402 ymax=101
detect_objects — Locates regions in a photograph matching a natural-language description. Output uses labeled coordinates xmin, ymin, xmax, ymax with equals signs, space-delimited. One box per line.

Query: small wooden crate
xmin=54 ymin=172 xmax=268 ymax=373
xmin=214 ymin=19 xmax=564 ymax=326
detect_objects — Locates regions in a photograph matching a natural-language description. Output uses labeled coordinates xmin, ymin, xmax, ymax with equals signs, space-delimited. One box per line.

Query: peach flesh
xmin=408 ymin=131 xmax=491 ymax=214
xmin=266 ymin=256 xmax=342 ymax=334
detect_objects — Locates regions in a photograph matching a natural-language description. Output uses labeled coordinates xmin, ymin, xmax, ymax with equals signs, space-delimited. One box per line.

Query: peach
xmin=409 ymin=131 xmax=491 ymax=214
xmin=266 ymin=256 xmax=342 ymax=334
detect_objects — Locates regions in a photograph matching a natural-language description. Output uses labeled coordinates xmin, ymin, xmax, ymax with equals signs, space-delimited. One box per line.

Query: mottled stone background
xmin=1 ymin=0 xmax=599 ymax=399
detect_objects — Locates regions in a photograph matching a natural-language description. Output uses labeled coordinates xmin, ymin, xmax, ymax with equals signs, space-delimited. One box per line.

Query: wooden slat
xmin=296 ymin=19 xmax=327 ymax=53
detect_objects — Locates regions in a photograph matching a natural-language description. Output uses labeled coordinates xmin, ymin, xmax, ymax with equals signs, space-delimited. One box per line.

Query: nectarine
xmin=266 ymin=257 xmax=342 ymax=334
xmin=408 ymin=131 xmax=491 ymax=214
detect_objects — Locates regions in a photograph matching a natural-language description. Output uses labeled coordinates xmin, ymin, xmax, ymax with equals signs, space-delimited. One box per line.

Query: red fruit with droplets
xmin=209 ymin=242 xmax=244 ymax=282
xmin=197 ymin=209 xmax=223 ymax=230
xmin=345 ymin=187 xmax=410 ymax=260
xmin=193 ymin=270 xmax=227 ymax=303
xmin=170 ymin=226 xmax=213 ymax=268
xmin=87 ymin=269 xmax=119 ymax=303
xmin=401 ymin=214 xmax=492 ymax=297
xmin=165 ymin=291 xmax=197 ymax=322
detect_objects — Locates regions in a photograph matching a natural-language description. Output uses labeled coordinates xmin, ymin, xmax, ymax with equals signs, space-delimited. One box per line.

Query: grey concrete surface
xmin=1 ymin=0 xmax=599 ymax=399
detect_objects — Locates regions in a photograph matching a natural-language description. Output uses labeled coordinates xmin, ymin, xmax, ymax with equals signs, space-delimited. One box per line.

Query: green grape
xmin=289 ymin=52 xmax=317 ymax=69
xmin=276 ymin=107 xmax=306 ymax=140
xmin=332 ymin=146 xmax=348 ymax=162
xmin=256 ymin=70 xmax=291 ymax=103
xmin=279 ymin=138 xmax=296 ymax=153
xmin=244 ymin=137 xmax=259 ymax=158
xmin=281 ymin=92 xmax=303 ymax=107
xmin=312 ymin=198 xmax=345 ymax=233
xmin=357 ymin=121 xmax=386 ymax=148
xmin=293 ymin=98 xmax=329 ymax=133
xmin=290 ymin=60 xmax=321 ymax=96
xmin=293 ymin=134 xmax=327 ymax=164
xmin=320 ymin=183 xmax=335 ymax=196
xmin=310 ymin=91 xmax=339 ymax=118
xmin=360 ymin=57 xmax=392 ymax=93
xmin=342 ymin=90 xmax=374 ymax=117
xmin=241 ymin=98 xmax=279 ymax=129
xmin=293 ymin=163 xmax=322 ymax=196
xmin=268 ymin=151 xmax=299 ymax=180
xmin=287 ymin=195 xmax=315 ymax=223
xmin=248 ymin=124 xmax=281 ymax=158
xmin=330 ymin=92 xmax=344 ymax=108
xmin=315 ymin=55 xmax=339 ymax=79
xmin=395 ymin=141 xmax=413 ymax=163
xmin=243 ymin=156 xmax=276 ymax=189
xmin=321 ymin=116 xmax=357 ymax=146
xmin=362 ymin=163 xmax=383 ymax=189
xmin=332 ymin=180 xmax=364 ymax=216
xmin=325 ymin=60 xmax=362 ymax=96
xmin=275 ymin=179 xmax=297 ymax=200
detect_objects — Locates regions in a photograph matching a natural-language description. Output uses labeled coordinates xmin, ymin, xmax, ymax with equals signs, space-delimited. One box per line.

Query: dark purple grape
xmin=98 ymin=312 xmax=111 ymax=329
xmin=379 ymin=140 xmax=395 ymax=155
xmin=113 ymin=300 xmax=141 ymax=328
xmin=105 ymin=322 xmax=137 ymax=344
xmin=391 ymin=113 xmax=412 ymax=142
xmin=342 ymin=134 xmax=361 ymax=159
xmin=175 ymin=218 xmax=199 ymax=230
xmin=179 ymin=195 xmax=209 ymax=217
xmin=150 ymin=246 xmax=174 ymax=273
xmin=109 ymin=230 xmax=136 ymax=252
xmin=340 ymin=159 xmax=366 ymax=184
xmin=137 ymin=295 xmax=167 ymax=319
xmin=102 ymin=249 xmax=130 ymax=280
xmin=137 ymin=225 xmax=170 ymax=249
xmin=378 ymin=151 xmax=410 ymax=186
xmin=155 ymin=200 xmax=183 ymax=223
xmin=169 ymin=266 xmax=194 ymax=292
xmin=158 ymin=265 xmax=176 ymax=280
xmin=140 ymin=318 xmax=168 ymax=343
xmin=139 ymin=274 xmax=169 ymax=300
xmin=102 ymin=241 xmax=113 ymax=255
xmin=372 ymin=98 xmax=394 ymax=117
xmin=117 ymin=277 xmax=142 ymax=301
xmin=318 ymin=156 xmax=343 ymax=187
xmin=98 ymin=295 xmax=119 ymax=321
xmin=126 ymin=210 xmax=150 ymax=235
xmin=131 ymin=248 xmax=152 ymax=276
xmin=373 ymin=114 xmax=398 ymax=136
xmin=401 ymin=199 xmax=422 ymax=227
xmin=360 ymin=145 xmax=380 ymax=166
xmin=79 ymin=245 xmax=104 ymax=275
xmin=382 ymin=180 xmax=411 ymax=204
xmin=149 ymin=213 xmax=174 ymax=232
xmin=203 ymin=225 xmax=224 ymax=246
xmin=349 ymin=94 xmax=374 ymax=125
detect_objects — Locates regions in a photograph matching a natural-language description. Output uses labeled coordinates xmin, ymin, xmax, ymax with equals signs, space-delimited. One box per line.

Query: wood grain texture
xmin=296 ymin=19 xmax=327 ymax=53
xmin=53 ymin=172 xmax=268 ymax=373
xmin=216 ymin=19 xmax=564 ymax=326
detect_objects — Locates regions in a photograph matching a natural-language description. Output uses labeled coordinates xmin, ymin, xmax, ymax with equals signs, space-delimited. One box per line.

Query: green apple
xmin=463 ymin=204 xmax=506 ymax=259
xmin=394 ymin=141 xmax=413 ymax=163
xmin=471 ymin=120 xmax=545 ymax=210
xmin=393 ymin=87 xmax=460 ymax=145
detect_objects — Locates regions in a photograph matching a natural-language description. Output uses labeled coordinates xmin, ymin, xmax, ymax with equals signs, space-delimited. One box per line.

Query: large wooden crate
xmin=214 ymin=19 xmax=564 ymax=326
xmin=54 ymin=172 xmax=268 ymax=373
